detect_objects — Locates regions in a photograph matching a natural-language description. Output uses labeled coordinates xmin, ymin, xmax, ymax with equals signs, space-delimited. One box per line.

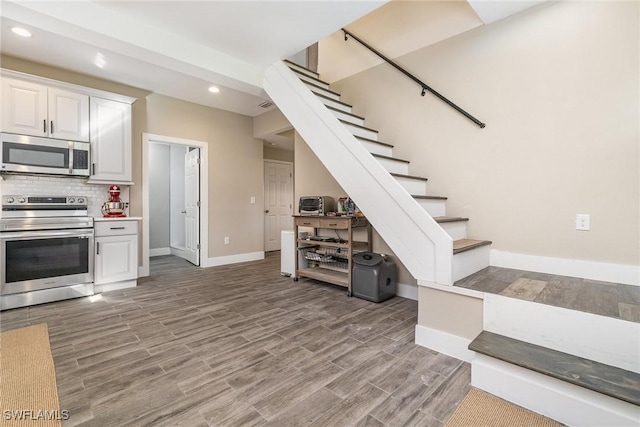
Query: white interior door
xmin=264 ymin=161 xmax=293 ymax=252
xmin=184 ymin=148 xmax=200 ymax=265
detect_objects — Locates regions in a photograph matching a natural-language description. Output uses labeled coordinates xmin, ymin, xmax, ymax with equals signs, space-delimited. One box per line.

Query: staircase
xmin=266 ymin=60 xmax=492 ymax=286
xmin=266 ymin=60 xmax=640 ymax=426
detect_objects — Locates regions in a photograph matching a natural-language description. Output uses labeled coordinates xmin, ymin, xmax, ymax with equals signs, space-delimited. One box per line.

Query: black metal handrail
xmin=342 ymin=28 xmax=486 ymax=129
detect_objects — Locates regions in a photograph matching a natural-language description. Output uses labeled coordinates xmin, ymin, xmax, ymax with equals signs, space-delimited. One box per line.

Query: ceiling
xmin=0 ymin=0 xmax=387 ymax=117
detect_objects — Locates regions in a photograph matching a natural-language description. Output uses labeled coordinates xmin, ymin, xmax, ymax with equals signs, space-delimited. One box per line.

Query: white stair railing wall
xmin=264 ymin=61 xmax=454 ymax=285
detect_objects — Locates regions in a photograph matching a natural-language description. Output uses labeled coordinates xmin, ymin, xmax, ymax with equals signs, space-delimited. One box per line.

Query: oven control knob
xmin=68 ymin=198 xmax=75 ymax=203
xmin=77 ymin=197 xmax=85 ymax=204
xmin=18 ymin=197 xmax=26 ymax=203
xmin=6 ymin=197 xmax=14 ymax=203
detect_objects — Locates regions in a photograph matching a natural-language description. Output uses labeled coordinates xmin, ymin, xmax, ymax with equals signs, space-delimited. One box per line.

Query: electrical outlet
xmin=576 ymin=214 xmax=590 ymax=231
xmin=224 ymin=236 xmax=230 ymax=245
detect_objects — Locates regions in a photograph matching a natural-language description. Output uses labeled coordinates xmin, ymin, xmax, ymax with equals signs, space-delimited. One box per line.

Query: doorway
xmin=141 ymin=133 xmax=209 ymax=277
xmin=264 ymin=160 xmax=293 ymax=251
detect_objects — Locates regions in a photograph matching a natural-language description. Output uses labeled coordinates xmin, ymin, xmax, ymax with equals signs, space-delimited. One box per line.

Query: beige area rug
xmin=445 ymin=388 xmax=563 ymax=427
xmin=0 ymin=324 xmax=63 ymax=427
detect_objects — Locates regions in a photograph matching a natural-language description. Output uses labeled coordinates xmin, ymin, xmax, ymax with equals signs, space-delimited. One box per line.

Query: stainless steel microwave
xmin=0 ymin=133 xmax=90 ymax=177
xmin=299 ymin=196 xmax=335 ymax=216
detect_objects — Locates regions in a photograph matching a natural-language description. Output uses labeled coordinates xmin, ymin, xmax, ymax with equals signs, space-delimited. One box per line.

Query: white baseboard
xmin=415 ymin=324 xmax=475 ymax=362
xmin=149 ymin=247 xmax=170 ymax=257
xmin=396 ymin=282 xmax=417 ymax=300
xmin=94 ymin=279 xmax=137 ymax=294
xmin=491 ymin=249 xmax=640 ymax=286
xmin=472 ymin=355 xmax=640 ymax=427
xmin=202 ymin=251 xmax=264 ymax=268
xmin=170 ymin=246 xmax=186 ymax=258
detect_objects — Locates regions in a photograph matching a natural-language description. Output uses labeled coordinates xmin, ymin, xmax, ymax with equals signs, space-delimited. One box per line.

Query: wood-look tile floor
xmin=0 ymin=253 xmax=470 ymax=427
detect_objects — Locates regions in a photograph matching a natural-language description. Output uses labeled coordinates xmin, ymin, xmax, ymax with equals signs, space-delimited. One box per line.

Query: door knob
xmin=265 ymin=210 xmax=270 ymax=214
xmin=181 ymin=210 xmax=187 ymax=214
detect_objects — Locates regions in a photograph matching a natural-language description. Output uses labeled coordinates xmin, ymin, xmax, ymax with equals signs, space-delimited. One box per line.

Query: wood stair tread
xmin=453 ymin=239 xmax=491 ymax=254
xmin=412 ymin=195 xmax=447 ymax=200
xmin=469 ymin=331 xmax=640 ymax=406
xmin=304 ymin=80 xmax=341 ymax=97
xmin=354 ymin=136 xmax=393 ymax=148
xmin=288 ymin=67 xmax=330 ymax=87
xmin=339 ymin=119 xmax=378 ymax=134
xmin=311 ymin=91 xmax=354 ymax=109
xmin=434 ymin=216 xmax=469 ymax=223
xmin=390 ymin=172 xmax=428 ymax=182
xmin=284 ymin=59 xmax=319 ymax=77
xmin=372 ymin=153 xmax=410 ymax=164
xmin=326 ymin=105 xmax=365 ymax=121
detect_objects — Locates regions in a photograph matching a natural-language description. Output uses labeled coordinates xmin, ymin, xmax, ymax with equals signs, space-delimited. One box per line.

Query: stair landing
xmin=455 ymin=266 xmax=640 ymax=323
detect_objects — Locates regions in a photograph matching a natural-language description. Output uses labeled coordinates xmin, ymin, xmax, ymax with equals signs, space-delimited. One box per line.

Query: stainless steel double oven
xmin=0 ymin=196 xmax=94 ymax=310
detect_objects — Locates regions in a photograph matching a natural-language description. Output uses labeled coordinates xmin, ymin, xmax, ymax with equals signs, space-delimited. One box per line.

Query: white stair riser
xmin=343 ymin=122 xmax=378 ymax=140
xmin=307 ymin=85 xmax=340 ymax=101
xmin=287 ymin=63 xmax=319 ymax=79
xmin=416 ymin=199 xmax=446 ymax=217
xmin=453 ymin=244 xmax=490 ymax=282
xmin=440 ymin=221 xmax=467 ymax=240
xmin=375 ymin=157 xmax=409 ymax=175
xmin=329 ymin=109 xmax=365 ymax=127
xmin=315 ymin=96 xmax=352 ymax=114
xmin=358 ymin=139 xmax=393 ymax=157
xmin=297 ymin=73 xmax=330 ymax=90
xmin=472 ymin=355 xmax=640 ymax=427
xmin=483 ymin=294 xmax=640 ymax=373
xmin=394 ymin=177 xmax=427 ymax=195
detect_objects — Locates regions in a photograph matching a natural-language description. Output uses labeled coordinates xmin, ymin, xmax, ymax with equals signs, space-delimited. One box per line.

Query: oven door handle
xmin=0 ymin=230 xmax=94 ymax=240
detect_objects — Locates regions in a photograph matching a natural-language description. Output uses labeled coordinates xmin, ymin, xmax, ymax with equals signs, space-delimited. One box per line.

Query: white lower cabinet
xmin=94 ymin=219 xmax=138 ymax=291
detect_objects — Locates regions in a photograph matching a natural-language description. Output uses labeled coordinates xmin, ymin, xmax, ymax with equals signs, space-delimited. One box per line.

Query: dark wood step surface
xmin=390 ymin=172 xmax=428 ymax=182
xmin=284 ymin=59 xmax=319 ymax=78
xmin=413 ymin=195 xmax=447 ymax=201
xmin=372 ymin=153 xmax=410 ymax=164
xmin=326 ymin=105 xmax=365 ymax=121
xmin=355 ymin=136 xmax=393 ymax=149
xmin=311 ymin=91 xmax=354 ymax=110
xmin=289 ymin=66 xmax=331 ymax=87
xmin=434 ymin=216 xmax=469 ymax=224
xmin=303 ymin=80 xmax=341 ymax=97
xmin=469 ymin=331 xmax=640 ymax=406
xmin=453 ymin=239 xmax=491 ymax=254
xmin=339 ymin=119 xmax=378 ymax=134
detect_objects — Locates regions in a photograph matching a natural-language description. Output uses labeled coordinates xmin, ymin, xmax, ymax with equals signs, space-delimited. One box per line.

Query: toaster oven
xmin=298 ymin=196 xmax=335 ymax=216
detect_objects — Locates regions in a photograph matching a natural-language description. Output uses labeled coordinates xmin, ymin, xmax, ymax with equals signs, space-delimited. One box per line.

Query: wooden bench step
xmin=469 ymin=331 xmax=640 ymax=406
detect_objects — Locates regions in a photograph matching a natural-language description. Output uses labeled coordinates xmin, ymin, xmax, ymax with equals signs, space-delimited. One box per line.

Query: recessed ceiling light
xmin=11 ymin=27 xmax=32 ymax=38
xmin=94 ymin=53 xmax=106 ymax=69
xmin=208 ymin=86 xmax=220 ymax=94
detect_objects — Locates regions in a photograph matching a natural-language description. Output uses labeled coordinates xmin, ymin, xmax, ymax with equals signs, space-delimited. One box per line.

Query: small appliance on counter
xmin=298 ymin=196 xmax=335 ymax=216
xmin=102 ymin=185 xmax=127 ymax=218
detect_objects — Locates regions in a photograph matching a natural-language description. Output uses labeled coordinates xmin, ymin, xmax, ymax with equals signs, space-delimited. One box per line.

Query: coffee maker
xmin=102 ymin=185 xmax=127 ymax=218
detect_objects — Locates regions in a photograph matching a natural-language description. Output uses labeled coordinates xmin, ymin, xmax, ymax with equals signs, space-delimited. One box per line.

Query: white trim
xmin=170 ymin=246 xmax=186 ymax=258
xmin=141 ymin=133 xmax=209 ymax=277
xmin=149 ymin=247 xmax=170 ymax=257
xmin=94 ymin=280 xmax=137 ymax=294
xmin=472 ymin=355 xmax=640 ymax=427
xmin=491 ymin=249 xmax=640 ymax=286
xmin=414 ymin=324 xmax=475 ymax=362
xmin=396 ymin=282 xmax=418 ymax=301
xmin=202 ymin=251 xmax=265 ymax=268
xmin=418 ymin=280 xmax=485 ymax=299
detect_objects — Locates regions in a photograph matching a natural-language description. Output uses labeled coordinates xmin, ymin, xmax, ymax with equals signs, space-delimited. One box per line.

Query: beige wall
xmin=263 ymin=146 xmax=294 ymax=163
xmin=418 ymin=287 xmax=483 ymax=339
xmin=294 ymin=132 xmax=417 ymax=286
xmin=330 ymin=1 xmax=640 ymax=266
xmin=1 ymin=55 xmax=266 ymax=260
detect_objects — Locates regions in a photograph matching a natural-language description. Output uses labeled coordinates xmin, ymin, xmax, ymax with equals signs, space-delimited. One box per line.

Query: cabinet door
xmin=90 ymin=97 xmax=132 ymax=183
xmin=48 ymin=87 xmax=89 ymax=141
xmin=1 ymin=78 xmax=48 ymax=137
xmin=95 ymin=234 xmax=138 ymax=285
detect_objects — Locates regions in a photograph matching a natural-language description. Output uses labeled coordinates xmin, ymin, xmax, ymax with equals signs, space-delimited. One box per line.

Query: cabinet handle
xmin=302 ymin=222 xmax=311 ymax=225
xmin=43 ymin=120 xmax=47 ymax=133
xmin=92 ymin=163 xmax=95 ymax=175
xmin=328 ymin=223 xmax=338 ymax=226
xmin=110 ymin=227 xmax=125 ymax=230
xmin=96 ymin=242 xmax=100 ymax=255
xmin=50 ymin=121 xmax=54 ymax=134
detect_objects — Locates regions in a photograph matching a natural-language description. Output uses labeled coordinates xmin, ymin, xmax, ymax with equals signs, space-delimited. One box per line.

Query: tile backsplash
xmin=0 ymin=174 xmax=130 ymax=217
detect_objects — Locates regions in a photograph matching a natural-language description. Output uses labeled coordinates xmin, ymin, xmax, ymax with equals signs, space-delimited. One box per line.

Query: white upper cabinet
xmin=89 ymin=97 xmax=132 ymax=184
xmin=1 ymin=77 xmax=89 ymax=141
